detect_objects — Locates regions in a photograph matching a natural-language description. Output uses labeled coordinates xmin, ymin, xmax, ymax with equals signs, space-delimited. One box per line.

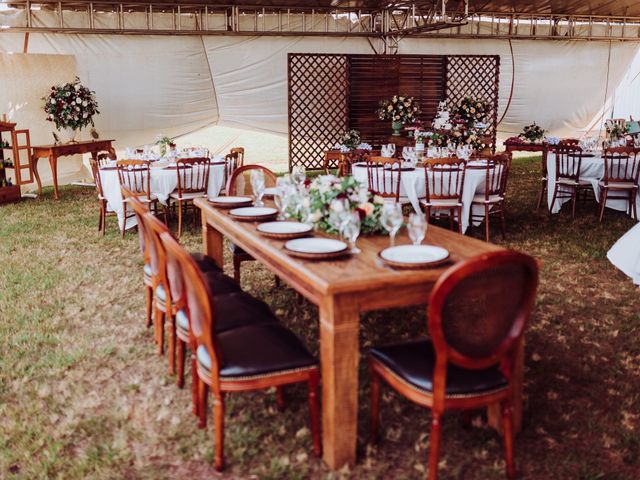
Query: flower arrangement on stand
xmin=155 ymin=134 xmax=176 ymax=157
xmin=332 ymin=129 xmax=372 ymax=152
xmin=43 ymin=77 xmax=99 ymax=143
xmin=454 ymin=96 xmax=489 ymax=127
xmin=519 ymin=122 xmax=546 ymax=143
xmin=606 ymin=121 xmax=629 ymax=146
xmin=377 ymin=95 xmax=420 ymax=136
xmin=291 ymin=175 xmax=386 ymax=235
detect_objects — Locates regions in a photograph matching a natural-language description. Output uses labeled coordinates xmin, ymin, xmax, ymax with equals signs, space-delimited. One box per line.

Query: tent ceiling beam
xmin=0 ymin=1 xmax=639 ymax=41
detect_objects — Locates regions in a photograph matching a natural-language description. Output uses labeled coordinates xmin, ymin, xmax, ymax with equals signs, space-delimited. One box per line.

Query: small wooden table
xmin=195 ymin=198 xmax=523 ymax=470
xmin=31 ymin=139 xmax=116 ymax=199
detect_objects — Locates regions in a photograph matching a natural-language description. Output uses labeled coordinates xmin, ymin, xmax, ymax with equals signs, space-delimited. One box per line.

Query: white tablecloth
xmin=607 ymin=222 xmax=640 ymax=285
xmin=352 ymin=163 xmax=489 ymax=233
xmin=100 ymin=162 xmax=226 ymax=229
xmin=547 ymin=153 xmax=640 ymax=214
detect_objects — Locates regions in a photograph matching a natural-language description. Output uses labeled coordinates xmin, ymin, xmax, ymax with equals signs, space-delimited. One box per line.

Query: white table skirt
xmin=352 ymin=164 xmax=489 ymax=233
xmin=607 ymin=222 xmax=640 ymax=285
xmin=547 ymin=153 xmax=640 ymax=214
xmin=100 ymin=163 xmax=226 ymax=230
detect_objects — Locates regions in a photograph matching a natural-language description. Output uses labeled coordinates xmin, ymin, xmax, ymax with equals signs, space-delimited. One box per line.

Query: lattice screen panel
xmin=288 ymin=54 xmax=349 ymax=171
xmin=445 ymin=55 xmax=500 ymax=151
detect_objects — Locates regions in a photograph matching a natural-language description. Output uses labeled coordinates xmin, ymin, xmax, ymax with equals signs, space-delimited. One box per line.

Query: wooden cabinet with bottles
xmin=0 ymin=120 xmax=32 ymax=204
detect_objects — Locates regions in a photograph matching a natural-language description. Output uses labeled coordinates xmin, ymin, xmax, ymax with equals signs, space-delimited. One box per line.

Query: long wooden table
xmin=195 ymin=197 xmax=521 ymax=469
xmin=31 ymin=139 xmax=116 ymax=199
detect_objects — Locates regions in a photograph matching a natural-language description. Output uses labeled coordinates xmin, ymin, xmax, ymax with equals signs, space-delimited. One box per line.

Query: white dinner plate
xmin=229 ymin=206 xmax=278 ymax=221
xmin=379 ymin=245 xmax=450 ymax=269
xmin=257 ymin=221 xmax=313 ymax=239
xmin=209 ymin=196 xmax=253 ymax=204
xmin=284 ymin=238 xmax=348 ymax=259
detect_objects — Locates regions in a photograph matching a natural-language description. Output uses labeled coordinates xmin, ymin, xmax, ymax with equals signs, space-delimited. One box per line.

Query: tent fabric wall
xmin=0 ymin=33 xmax=639 ymax=183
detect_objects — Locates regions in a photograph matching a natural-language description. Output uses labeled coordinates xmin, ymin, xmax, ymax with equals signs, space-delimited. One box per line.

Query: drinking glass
xmin=342 ymin=212 xmax=361 ymax=253
xmin=407 ymin=212 xmax=427 ymax=245
xmin=292 ymin=165 xmax=306 ymax=187
xmin=250 ymin=169 xmax=266 ymax=207
xmin=380 ymin=202 xmax=403 ymax=247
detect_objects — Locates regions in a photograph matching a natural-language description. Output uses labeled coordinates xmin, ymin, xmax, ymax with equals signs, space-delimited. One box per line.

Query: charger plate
xmin=257 ymin=221 xmax=313 ymax=239
xmin=229 ymin=206 xmax=278 ymax=221
xmin=208 ymin=196 xmax=253 ymax=208
xmin=379 ymin=244 xmax=450 ymax=269
xmin=284 ymin=238 xmax=349 ymax=260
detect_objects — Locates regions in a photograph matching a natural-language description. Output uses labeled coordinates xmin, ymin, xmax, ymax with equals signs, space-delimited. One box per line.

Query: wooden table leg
xmin=32 ymin=154 xmax=42 ymax=196
xmin=201 ymin=213 xmax=224 ymax=268
xmin=488 ymin=337 xmax=524 ymax=434
xmin=48 ymin=154 xmax=59 ymax=199
xmin=319 ymin=294 xmax=360 ymax=469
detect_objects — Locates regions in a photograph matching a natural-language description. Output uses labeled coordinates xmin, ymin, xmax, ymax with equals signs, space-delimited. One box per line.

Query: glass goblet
xmin=407 ymin=212 xmax=427 ymax=245
xmin=380 ymin=202 xmax=404 ymax=247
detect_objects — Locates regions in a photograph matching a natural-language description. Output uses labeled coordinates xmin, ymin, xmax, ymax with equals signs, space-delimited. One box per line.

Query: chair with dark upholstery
xmin=599 ymin=147 xmax=640 ymax=221
xmin=160 ymin=230 xmax=321 ymax=471
xmin=369 ymin=251 xmax=539 ymax=480
xmin=225 ymin=164 xmax=278 ymax=284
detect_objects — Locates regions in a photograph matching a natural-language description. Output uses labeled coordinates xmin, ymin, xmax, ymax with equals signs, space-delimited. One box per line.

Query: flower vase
xmin=391 ymin=121 xmax=402 ymax=136
xmin=62 ymin=127 xmax=78 ymax=144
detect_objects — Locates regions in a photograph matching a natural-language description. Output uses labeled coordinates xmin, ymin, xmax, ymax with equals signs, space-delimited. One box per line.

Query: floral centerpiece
xmin=332 ymin=129 xmax=373 ymax=152
xmin=519 ymin=122 xmax=546 ymax=143
xmin=292 ymin=175 xmax=386 ymax=234
xmin=606 ymin=121 xmax=628 ymax=142
xmin=454 ymin=96 xmax=489 ymax=127
xmin=504 ymin=136 xmax=525 ymax=146
xmin=43 ymin=76 xmax=99 ymax=143
xmin=449 ymin=126 xmax=483 ymax=150
xmin=155 ymin=134 xmax=176 ymax=157
xmin=377 ymin=95 xmax=420 ymax=136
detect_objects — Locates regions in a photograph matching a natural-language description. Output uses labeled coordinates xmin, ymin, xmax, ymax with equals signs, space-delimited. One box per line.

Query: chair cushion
xmin=421 ymin=198 xmax=461 ymax=207
xmin=190 ymin=252 xmax=221 ymax=273
xmin=176 ymin=292 xmax=278 ymax=334
xmin=472 ymin=194 xmax=504 ymax=204
xmin=598 ymin=180 xmax=637 ymax=189
xmin=170 ymin=191 xmax=207 ymax=201
xmin=143 ymin=263 xmax=152 ymax=277
xmin=370 ymin=339 xmax=507 ymax=397
xmin=556 ymin=178 xmax=590 ymax=186
xmin=156 ymin=271 xmax=240 ymax=302
xmin=197 ymin=324 xmax=317 ymax=379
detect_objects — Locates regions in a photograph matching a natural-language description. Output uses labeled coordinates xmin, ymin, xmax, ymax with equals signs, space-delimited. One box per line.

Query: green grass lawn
xmin=1 ymin=156 xmax=639 ymax=479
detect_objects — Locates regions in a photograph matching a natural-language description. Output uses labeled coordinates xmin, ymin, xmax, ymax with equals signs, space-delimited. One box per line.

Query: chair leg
xmin=370 ymin=365 xmax=381 ymax=444
xmin=536 ymin=180 xmax=546 ymax=210
xmin=145 ymin=285 xmax=153 ymax=328
xmin=176 ymin=338 xmax=185 ymax=388
xmin=502 ymin=401 xmax=516 ymax=480
xmin=198 ymin=379 xmax=208 ymax=429
xmin=233 ymin=255 xmax=241 ymax=285
xmin=213 ymin=393 xmax=225 ymax=471
xmin=549 ymin=184 xmax=559 ymax=214
xmin=167 ymin=313 xmax=176 ymax=375
xmin=177 ymin=200 xmax=183 ymax=238
xmin=307 ymin=370 xmax=321 ymax=457
xmin=448 ymin=209 xmax=454 ymax=231
xmin=274 ymin=275 xmax=281 ymax=288
xmin=500 ymin=203 xmax=506 ymax=239
xmin=191 ymin=352 xmax=199 ymax=417
xmin=154 ymin=307 xmax=165 ymax=355
xmin=457 ymin=206 xmax=463 ymax=234
xmin=276 ymin=386 xmax=286 ymax=411
xmin=571 ymin=187 xmax=577 ymax=219
xmin=484 ymin=205 xmax=490 ymax=242
xmin=633 ymin=189 xmax=638 ymax=221
xmin=599 ymin=188 xmax=607 ymax=222
xmin=121 ymin=202 xmax=127 ymax=238
xmin=428 ymin=412 xmax=442 ymax=480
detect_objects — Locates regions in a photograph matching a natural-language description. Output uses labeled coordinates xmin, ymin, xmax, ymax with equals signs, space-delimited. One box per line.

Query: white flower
xmin=76 ymin=97 xmax=82 ymax=104
xmin=373 ymin=195 xmax=384 ymax=205
xmin=82 ymin=101 xmax=88 ymax=107
xmin=75 ymin=84 xmax=81 ymax=91
xmin=82 ymin=112 xmax=88 ymax=118
xmin=309 ymin=211 xmax=322 ymax=223
xmin=330 ymin=199 xmax=345 ymax=213
xmin=50 ymin=98 xmax=56 ymax=104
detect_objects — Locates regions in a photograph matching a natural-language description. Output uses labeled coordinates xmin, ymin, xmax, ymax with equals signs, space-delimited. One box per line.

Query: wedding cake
xmin=432 ymin=100 xmax=452 ymax=130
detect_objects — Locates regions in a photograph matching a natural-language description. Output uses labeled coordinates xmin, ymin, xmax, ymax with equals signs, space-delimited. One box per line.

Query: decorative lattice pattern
xmin=288 ymin=54 xmax=349 ymax=171
xmin=445 ymin=55 xmax=500 ymax=152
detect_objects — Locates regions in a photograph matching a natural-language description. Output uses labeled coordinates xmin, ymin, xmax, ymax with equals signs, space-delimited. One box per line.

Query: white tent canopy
xmin=0 ymin=32 xmax=639 ymax=183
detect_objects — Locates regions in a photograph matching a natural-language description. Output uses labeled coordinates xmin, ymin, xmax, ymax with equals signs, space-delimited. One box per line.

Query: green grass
xmin=1 ymin=155 xmax=639 ymax=479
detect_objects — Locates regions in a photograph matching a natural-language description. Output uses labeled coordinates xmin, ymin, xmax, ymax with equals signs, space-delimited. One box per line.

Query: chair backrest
xmin=142 ymin=211 xmax=173 ymax=311
xmin=366 ymin=156 xmax=402 ymax=201
xmin=159 ymin=231 xmax=221 ymax=389
xmin=226 ymin=164 xmax=277 ymax=196
xmin=116 ymin=159 xmax=151 ymax=200
xmin=97 ymin=150 xmax=114 ymax=167
xmin=230 ymin=147 xmax=245 ymax=168
xmin=469 ymin=153 xmax=511 ymax=198
xmin=423 ymin=160 xmax=466 ymax=203
xmin=175 ymin=157 xmax=211 ymax=197
xmin=555 ymin=145 xmax=583 ymax=181
xmin=121 ymin=188 xmax=151 ymax=269
xmin=89 ymin=158 xmax=105 ymax=198
xmin=602 ymin=147 xmax=640 ymax=185
xmin=427 ymin=251 xmax=538 ymax=404
xmin=223 ymin=151 xmax=240 ymax=187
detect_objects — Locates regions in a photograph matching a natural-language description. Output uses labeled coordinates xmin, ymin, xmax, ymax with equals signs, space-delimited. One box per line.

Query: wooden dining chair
xmin=116 ymin=159 xmax=168 ymax=237
xmin=369 ymin=251 xmax=539 ymax=480
xmin=421 ymin=160 xmax=466 ymax=233
xmin=536 ymin=146 xmax=550 ymax=210
xmin=89 ymin=158 xmax=117 ymax=236
xmin=221 ymin=151 xmax=241 ymax=190
xmin=160 ymin=230 xmax=321 ymax=471
xmin=365 ymin=156 xmax=410 ymax=204
xmin=169 ymin=157 xmax=211 ymax=237
xmin=470 ymin=153 xmax=512 ymax=242
xmin=225 ymin=164 xmax=278 ymax=284
xmin=549 ymin=146 xmax=590 ymax=218
xmin=600 ymin=147 xmax=640 ymax=221
xmin=230 ymin=147 xmax=245 ymax=168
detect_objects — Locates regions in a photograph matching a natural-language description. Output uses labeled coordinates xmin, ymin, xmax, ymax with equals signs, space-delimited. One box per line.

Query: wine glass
xmin=342 ymin=212 xmax=361 ymax=253
xmin=291 ymin=165 xmax=306 ymax=187
xmin=407 ymin=212 xmax=427 ymax=245
xmin=380 ymin=202 xmax=403 ymax=247
xmin=250 ymin=169 xmax=266 ymax=207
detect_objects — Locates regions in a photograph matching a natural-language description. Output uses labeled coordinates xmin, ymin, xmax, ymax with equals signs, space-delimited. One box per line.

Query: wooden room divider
xmin=288 ymin=53 xmax=500 ymax=171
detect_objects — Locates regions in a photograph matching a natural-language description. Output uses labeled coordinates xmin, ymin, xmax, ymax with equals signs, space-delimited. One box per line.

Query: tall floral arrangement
xmin=377 ymin=95 xmax=420 ymax=125
xmin=292 ymin=175 xmax=386 ymax=235
xmin=340 ymin=129 xmax=361 ymax=150
xmin=43 ymin=77 xmax=99 ymax=131
xmin=519 ymin=122 xmax=546 ymax=143
xmin=454 ymin=96 xmax=489 ymax=127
